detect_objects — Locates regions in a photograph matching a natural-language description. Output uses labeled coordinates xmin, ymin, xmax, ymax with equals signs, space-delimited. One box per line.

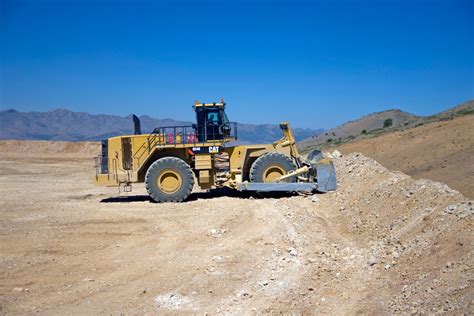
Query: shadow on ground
xmin=100 ymin=187 xmax=299 ymax=203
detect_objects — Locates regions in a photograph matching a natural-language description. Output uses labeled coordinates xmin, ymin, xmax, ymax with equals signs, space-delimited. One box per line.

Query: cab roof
xmin=193 ymin=101 xmax=226 ymax=108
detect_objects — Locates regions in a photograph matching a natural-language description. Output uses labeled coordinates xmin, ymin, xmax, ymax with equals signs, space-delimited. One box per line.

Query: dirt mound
xmin=324 ymin=153 xmax=472 ymax=314
xmin=334 ymin=114 xmax=474 ymax=199
xmin=0 ymin=140 xmax=100 ymax=157
xmin=0 ymin=147 xmax=471 ymax=314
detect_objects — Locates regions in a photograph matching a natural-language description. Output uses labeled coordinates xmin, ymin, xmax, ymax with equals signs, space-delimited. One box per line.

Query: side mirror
xmin=222 ymin=125 xmax=231 ymax=136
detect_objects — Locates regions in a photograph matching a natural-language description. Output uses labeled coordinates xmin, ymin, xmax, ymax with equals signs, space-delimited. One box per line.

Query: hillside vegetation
xmin=299 ymin=109 xmax=418 ymax=149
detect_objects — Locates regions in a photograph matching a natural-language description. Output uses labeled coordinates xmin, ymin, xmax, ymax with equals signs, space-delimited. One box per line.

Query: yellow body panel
xmin=195 ymin=154 xmax=212 ymax=170
xmin=199 ymin=170 xmax=211 ymax=184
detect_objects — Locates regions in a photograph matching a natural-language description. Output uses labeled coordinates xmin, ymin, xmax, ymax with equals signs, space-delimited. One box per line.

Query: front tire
xmin=249 ymin=152 xmax=296 ymax=183
xmin=145 ymin=157 xmax=194 ymax=202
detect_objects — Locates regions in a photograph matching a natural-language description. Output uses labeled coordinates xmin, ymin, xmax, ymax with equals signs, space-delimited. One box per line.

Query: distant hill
xmin=0 ymin=108 xmax=321 ymax=144
xmin=298 ymin=100 xmax=474 ymax=151
xmin=299 ymin=109 xmax=418 ymax=149
xmin=427 ymin=99 xmax=474 ymax=119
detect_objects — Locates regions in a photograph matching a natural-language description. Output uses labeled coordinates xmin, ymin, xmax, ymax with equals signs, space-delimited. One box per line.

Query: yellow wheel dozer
xmin=93 ymin=101 xmax=336 ymax=202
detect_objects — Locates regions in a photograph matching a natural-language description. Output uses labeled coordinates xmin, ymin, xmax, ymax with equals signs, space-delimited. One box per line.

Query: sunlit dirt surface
xmin=0 ymin=141 xmax=472 ymax=314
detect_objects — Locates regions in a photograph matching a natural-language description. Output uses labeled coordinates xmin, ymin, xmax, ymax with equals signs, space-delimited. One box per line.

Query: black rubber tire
xmin=249 ymin=152 xmax=297 ymax=183
xmin=145 ymin=157 xmax=194 ymax=203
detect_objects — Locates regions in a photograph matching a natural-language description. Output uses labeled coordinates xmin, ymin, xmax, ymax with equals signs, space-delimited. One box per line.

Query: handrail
xmin=132 ymin=122 xmax=238 ymax=170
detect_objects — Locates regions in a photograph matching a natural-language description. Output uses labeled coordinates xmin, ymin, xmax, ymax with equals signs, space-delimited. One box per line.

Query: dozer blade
xmin=315 ymin=158 xmax=337 ymax=192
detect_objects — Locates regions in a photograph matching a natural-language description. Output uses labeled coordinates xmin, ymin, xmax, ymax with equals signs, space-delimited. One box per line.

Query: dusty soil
xmin=0 ymin=141 xmax=472 ymax=314
xmin=335 ymin=115 xmax=474 ymax=199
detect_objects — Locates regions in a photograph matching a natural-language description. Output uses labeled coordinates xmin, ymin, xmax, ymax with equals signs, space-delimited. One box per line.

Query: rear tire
xmin=145 ymin=157 xmax=194 ymax=202
xmin=249 ymin=152 xmax=296 ymax=183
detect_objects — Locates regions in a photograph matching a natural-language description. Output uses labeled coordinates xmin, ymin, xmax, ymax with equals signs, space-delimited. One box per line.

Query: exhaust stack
xmin=132 ymin=115 xmax=142 ymax=135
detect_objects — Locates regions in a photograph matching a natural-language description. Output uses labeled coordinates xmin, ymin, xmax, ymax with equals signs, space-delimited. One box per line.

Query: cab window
xmin=207 ymin=111 xmax=219 ymax=124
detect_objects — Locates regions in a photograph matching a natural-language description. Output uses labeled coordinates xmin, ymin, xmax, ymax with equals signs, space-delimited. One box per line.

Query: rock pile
xmin=322 ymin=153 xmax=473 ymax=314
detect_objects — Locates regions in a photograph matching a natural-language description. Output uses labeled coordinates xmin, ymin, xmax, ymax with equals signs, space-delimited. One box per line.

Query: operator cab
xmin=193 ymin=101 xmax=232 ymax=142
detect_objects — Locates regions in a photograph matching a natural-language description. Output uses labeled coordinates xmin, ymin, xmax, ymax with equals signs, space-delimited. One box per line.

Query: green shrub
xmin=457 ymin=109 xmax=474 ymax=116
xmin=383 ymin=118 xmax=393 ymax=128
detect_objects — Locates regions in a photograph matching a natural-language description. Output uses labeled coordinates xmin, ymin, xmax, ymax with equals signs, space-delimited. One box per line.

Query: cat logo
xmin=190 ymin=146 xmax=220 ymax=154
xmin=209 ymin=146 xmax=220 ymax=154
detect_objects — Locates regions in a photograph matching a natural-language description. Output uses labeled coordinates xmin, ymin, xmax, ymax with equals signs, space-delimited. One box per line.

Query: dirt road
xmin=0 ymin=141 xmax=472 ymax=314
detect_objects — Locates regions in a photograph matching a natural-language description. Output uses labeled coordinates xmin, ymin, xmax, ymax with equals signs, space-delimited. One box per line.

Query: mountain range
xmin=0 ymin=108 xmax=322 ymax=144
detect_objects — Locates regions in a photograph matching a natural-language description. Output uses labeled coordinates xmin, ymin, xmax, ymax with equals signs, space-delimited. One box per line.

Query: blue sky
xmin=1 ymin=0 xmax=473 ymax=129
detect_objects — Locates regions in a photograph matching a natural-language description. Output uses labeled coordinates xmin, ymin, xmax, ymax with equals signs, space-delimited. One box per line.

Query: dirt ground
xmin=0 ymin=141 xmax=472 ymax=314
xmin=335 ymin=115 xmax=474 ymax=199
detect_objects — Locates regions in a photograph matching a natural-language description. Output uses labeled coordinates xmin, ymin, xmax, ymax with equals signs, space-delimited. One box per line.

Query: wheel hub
xmin=263 ymin=165 xmax=285 ymax=182
xmin=157 ymin=169 xmax=182 ymax=194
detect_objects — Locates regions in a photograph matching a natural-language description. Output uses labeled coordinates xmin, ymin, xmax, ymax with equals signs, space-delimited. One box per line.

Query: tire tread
xmin=145 ymin=157 xmax=194 ymax=203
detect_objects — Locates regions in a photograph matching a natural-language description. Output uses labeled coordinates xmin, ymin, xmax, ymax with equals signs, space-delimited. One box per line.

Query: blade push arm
xmin=274 ymin=122 xmax=301 ymax=161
